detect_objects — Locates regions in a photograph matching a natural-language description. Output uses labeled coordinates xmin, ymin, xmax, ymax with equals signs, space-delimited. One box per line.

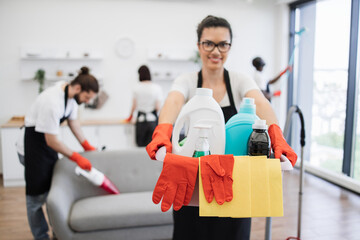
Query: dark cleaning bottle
xmin=248 ymin=119 xmax=271 ymax=158
xmin=192 ymin=124 xmax=211 ymax=157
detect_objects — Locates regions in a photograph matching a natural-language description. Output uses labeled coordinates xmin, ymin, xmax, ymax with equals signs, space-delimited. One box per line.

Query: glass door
xmin=311 ymin=0 xmax=351 ymax=174
xmin=290 ymin=0 xmax=352 ymax=175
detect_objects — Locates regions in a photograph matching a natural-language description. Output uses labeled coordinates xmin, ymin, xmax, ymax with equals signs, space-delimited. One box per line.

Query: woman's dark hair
xmin=252 ymin=57 xmax=266 ymax=68
xmin=70 ymin=66 xmax=99 ymax=93
xmin=138 ymin=65 xmax=151 ymax=81
xmin=197 ymin=15 xmax=233 ymax=43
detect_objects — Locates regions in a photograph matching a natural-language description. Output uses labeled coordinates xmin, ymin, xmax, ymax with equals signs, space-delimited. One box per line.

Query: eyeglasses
xmin=199 ymin=41 xmax=231 ymax=53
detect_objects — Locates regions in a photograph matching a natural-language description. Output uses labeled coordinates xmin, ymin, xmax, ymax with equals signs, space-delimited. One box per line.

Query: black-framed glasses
xmin=199 ymin=41 xmax=231 ymax=53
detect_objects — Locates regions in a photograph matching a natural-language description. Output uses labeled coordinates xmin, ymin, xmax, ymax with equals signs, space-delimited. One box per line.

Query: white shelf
xmin=21 ymin=57 xmax=102 ymax=61
xmin=22 ymin=76 xmax=72 ymax=82
xmin=20 ymin=47 xmax=104 ymax=85
xmin=153 ymin=77 xmax=174 ymax=81
xmin=148 ymin=57 xmax=193 ymax=62
xmin=22 ymin=76 xmax=104 ymax=82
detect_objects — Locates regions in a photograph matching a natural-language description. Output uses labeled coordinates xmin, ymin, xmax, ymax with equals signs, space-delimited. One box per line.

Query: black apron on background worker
xmin=25 ymin=85 xmax=71 ymax=195
xmin=172 ymin=69 xmax=251 ymax=240
xmin=126 ymin=65 xmax=163 ymax=147
xmin=135 ymin=110 xmax=158 ymax=147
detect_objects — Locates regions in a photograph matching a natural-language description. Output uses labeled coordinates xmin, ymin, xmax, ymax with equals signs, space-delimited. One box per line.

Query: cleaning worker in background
xmin=24 ymin=66 xmax=98 ymax=240
xmin=252 ymin=56 xmax=290 ymax=101
xmin=125 ymin=65 xmax=163 ymax=146
xmin=146 ymin=15 xmax=297 ymax=240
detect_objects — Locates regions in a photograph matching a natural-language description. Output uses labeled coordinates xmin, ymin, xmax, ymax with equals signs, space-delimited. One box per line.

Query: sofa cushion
xmin=69 ymin=191 xmax=173 ymax=232
xmin=81 ymin=149 xmax=163 ymax=194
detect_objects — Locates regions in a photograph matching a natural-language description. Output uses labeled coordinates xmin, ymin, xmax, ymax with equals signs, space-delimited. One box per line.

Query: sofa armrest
xmin=47 ymin=157 xmax=105 ymax=240
xmin=47 ymin=149 xmax=164 ymax=239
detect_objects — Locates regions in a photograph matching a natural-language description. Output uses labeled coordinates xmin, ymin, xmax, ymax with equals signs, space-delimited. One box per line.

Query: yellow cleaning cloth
xmin=199 ymin=156 xmax=283 ymax=218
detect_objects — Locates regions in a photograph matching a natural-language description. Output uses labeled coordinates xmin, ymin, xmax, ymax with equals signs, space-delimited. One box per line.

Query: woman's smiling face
xmin=197 ymin=27 xmax=231 ymax=71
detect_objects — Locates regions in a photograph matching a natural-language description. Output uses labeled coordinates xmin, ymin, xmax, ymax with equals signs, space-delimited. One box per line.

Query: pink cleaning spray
xmin=75 ymin=166 xmax=120 ymax=194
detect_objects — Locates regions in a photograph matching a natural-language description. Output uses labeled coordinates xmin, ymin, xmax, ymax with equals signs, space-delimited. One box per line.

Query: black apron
xmin=25 ymin=85 xmax=71 ymax=195
xmin=172 ymin=69 xmax=251 ymax=240
xmin=135 ymin=110 xmax=158 ymax=147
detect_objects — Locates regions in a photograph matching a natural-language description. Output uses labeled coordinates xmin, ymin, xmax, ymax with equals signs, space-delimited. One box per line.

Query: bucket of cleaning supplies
xmin=225 ymin=97 xmax=259 ymax=156
xmin=172 ymin=88 xmax=225 ymax=157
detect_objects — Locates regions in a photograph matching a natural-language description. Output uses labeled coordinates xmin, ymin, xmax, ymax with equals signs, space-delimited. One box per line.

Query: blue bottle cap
xmin=239 ymin=97 xmax=256 ymax=114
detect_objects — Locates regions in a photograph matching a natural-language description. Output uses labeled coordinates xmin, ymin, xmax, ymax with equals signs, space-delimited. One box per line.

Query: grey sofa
xmin=47 ymin=149 xmax=173 ymax=240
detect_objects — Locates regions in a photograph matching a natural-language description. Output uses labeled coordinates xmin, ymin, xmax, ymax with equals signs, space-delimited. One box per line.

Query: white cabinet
xmin=59 ymin=126 xmax=99 ymax=152
xmin=0 ymin=127 xmax=25 ymax=187
xmin=59 ymin=124 xmax=136 ymax=151
xmin=97 ymin=125 xmax=135 ymax=150
xmin=0 ymin=123 xmax=135 ymax=187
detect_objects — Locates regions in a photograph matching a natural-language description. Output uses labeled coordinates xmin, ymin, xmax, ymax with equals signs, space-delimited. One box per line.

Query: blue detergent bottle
xmin=225 ymin=98 xmax=259 ymax=155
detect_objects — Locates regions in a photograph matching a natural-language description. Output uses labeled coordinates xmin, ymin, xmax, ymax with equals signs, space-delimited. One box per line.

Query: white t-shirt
xmin=170 ymin=71 xmax=259 ymax=111
xmin=25 ymin=81 xmax=78 ymax=135
xmin=133 ymin=81 xmax=163 ymax=122
xmin=254 ymin=70 xmax=267 ymax=91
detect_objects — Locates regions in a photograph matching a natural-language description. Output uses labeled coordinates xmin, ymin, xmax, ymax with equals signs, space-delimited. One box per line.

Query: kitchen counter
xmin=1 ymin=116 xmax=135 ymax=187
xmin=1 ymin=116 xmax=132 ymax=128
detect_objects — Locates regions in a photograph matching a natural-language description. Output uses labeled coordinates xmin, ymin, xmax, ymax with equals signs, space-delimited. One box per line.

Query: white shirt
xmin=133 ymin=81 xmax=163 ymax=122
xmin=25 ymin=81 xmax=78 ymax=135
xmin=170 ymin=71 xmax=259 ymax=111
xmin=254 ymin=70 xmax=267 ymax=91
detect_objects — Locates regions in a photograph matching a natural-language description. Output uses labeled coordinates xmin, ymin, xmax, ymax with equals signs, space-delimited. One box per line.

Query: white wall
xmin=0 ymin=0 xmax=290 ymax=173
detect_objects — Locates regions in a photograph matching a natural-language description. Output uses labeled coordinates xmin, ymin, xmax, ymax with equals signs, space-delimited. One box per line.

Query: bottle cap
xmin=195 ymin=124 xmax=212 ymax=137
xmin=252 ymin=119 xmax=267 ymax=130
xmin=239 ymin=97 xmax=256 ymax=114
xmin=196 ymin=88 xmax=213 ymax=97
xmin=243 ymin=97 xmax=254 ymax=105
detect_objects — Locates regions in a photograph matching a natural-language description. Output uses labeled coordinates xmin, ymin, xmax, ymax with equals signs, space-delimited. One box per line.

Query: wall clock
xmin=115 ymin=37 xmax=135 ymax=58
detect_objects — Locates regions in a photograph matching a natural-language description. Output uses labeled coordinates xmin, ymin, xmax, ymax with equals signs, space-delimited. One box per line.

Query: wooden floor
xmin=0 ymin=170 xmax=360 ymax=240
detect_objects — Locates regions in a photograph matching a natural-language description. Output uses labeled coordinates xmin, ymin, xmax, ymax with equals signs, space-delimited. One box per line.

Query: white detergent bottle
xmin=172 ymin=88 xmax=225 ymax=157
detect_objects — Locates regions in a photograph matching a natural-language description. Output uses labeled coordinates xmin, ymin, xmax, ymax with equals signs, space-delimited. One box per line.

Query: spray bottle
xmin=75 ymin=167 xmax=120 ymax=194
xmin=192 ymin=124 xmax=211 ymax=157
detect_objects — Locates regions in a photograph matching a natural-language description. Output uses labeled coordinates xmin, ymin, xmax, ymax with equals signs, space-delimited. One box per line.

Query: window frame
xmin=288 ymin=0 xmax=360 ymax=178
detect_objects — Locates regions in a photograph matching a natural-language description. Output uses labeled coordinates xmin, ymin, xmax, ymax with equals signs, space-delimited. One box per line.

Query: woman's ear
xmin=74 ymin=84 xmax=82 ymax=93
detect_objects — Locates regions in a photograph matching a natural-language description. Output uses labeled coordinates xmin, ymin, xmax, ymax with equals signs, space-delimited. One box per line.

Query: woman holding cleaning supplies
xmin=24 ymin=66 xmax=98 ymax=240
xmin=125 ymin=65 xmax=163 ymax=146
xmin=146 ymin=15 xmax=297 ymax=240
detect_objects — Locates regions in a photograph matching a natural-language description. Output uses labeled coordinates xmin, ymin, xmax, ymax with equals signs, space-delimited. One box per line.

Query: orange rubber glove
xmin=69 ymin=152 xmax=92 ymax=170
xmin=81 ymin=140 xmax=96 ymax=151
xmin=268 ymin=124 xmax=297 ymax=166
xmin=279 ymin=65 xmax=291 ymax=77
xmin=273 ymin=90 xmax=281 ymax=97
xmin=200 ymin=154 xmax=234 ymax=205
xmin=146 ymin=123 xmax=173 ymax=160
xmin=124 ymin=115 xmax=132 ymax=123
xmin=152 ymin=153 xmax=199 ymax=212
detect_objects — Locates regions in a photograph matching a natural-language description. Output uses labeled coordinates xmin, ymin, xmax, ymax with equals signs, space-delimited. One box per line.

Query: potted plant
xmin=190 ymin=51 xmax=201 ymax=69
xmin=34 ymin=69 xmax=45 ymax=93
